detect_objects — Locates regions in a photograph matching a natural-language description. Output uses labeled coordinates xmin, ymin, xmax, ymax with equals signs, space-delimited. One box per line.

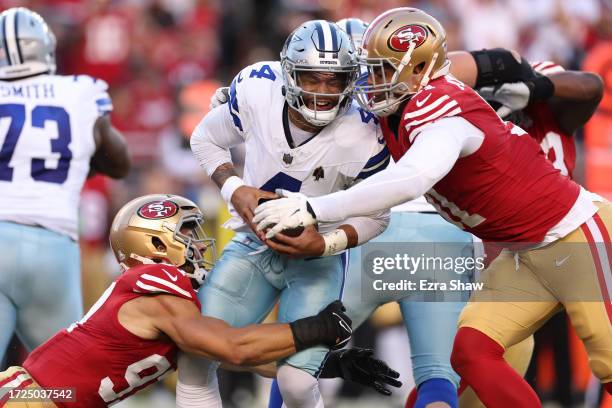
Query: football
xmin=265 ymin=224 xmax=305 ymax=242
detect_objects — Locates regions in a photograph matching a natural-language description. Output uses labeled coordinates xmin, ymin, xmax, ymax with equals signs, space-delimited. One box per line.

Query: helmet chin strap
xmin=418 ymin=51 xmax=439 ymax=89
xmin=392 ymin=42 xmax=416 ymax=84
xmin=130 ymin=253 xmax=157 ymax=265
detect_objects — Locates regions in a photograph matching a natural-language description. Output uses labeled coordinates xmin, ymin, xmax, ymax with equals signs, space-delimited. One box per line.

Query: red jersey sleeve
xmin=401 ymin=76 xmax=470 ymax=145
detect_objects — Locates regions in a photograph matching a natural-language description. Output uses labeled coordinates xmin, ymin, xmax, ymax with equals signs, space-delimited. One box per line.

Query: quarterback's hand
xmin=319 ymin=348 xmax=402 ymax=396
xmin=253 ymin=189 xmax=317 ymax=239
xmin=230 ymin=186 xmax=278 ymax=232
xmin=209 ymin=86 xmax=230 ymax=110
xmin=264 ymin=225 xmax=324 ymax=257
xmin=290 ymin=300 xmax=352 ymax=351
xmin=478 ymin=81 xmax=530 ymax=118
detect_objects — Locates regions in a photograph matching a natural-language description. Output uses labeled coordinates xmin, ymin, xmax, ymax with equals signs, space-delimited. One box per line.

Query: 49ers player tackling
xmin=0 ymin=194 xmax=355 ymax=408
xmin=254 ymin=7 xmax=612 ymax=407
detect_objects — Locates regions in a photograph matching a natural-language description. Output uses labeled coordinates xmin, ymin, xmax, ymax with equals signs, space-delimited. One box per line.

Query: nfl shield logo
xmin=283 ymin=153 xmax=293 ymax=164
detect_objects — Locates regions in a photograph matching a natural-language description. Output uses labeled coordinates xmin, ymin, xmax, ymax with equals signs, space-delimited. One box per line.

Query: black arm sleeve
xmin=470 ymin=48 xmax=536 ymax=88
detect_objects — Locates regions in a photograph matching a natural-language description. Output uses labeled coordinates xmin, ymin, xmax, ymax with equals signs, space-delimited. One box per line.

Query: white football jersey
xmin=195 ymin=61 xmax=389 ymax=232
xmin=0 ymin=74 xmax=112 ymax=240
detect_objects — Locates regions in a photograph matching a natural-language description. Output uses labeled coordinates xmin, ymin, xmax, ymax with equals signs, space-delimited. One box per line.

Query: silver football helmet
xmin=336 ymin=18 xmax=369 ymax=50
xmin=280 ymin=20 xmax=358 ymax=127
xmin=0 ymin=7 xmax=56 ymax=80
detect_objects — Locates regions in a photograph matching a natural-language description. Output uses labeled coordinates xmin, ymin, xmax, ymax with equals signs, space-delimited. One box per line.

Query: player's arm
xmin=255 ymin=117 xmax=479 ymax=229
xmin=546 ymin=71 xmax=604 ymax=135
xmin=448 ymin=49 xmax=525 ymax=88
xmin=190 ymin=85 xmax=277 ymax=228
xmin=151 ymin=295 xmax=352 ymax=366
xmin=449 ymin=49 xmax=604 ymax=134
xmin=91 ymin=115 xmax=130 ymax=179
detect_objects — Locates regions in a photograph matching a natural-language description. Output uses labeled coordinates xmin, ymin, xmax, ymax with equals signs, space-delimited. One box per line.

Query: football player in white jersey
xmin=257 ymin=17 xmax=471 ymax=407
xmin=0 ymin=8 xmax=129 ymax=364
xmin=182 ymin=20 xmax=390 ymax=408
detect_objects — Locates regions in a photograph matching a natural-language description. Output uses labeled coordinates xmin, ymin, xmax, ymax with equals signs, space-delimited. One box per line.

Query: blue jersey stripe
xmin=356 ymin=156 xmax=390 ymax=180
xmin=364 ymin=145 xmax=389 ymax=168
xmin=228 ymin=76 xmax=243 ymax=132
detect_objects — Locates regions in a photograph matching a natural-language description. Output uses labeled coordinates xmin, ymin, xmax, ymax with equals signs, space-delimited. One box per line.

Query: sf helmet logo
xmin=138 ymin=200 xmax=179 ymax=219
xmin=388 ymin=25 xmax=427 ymax=52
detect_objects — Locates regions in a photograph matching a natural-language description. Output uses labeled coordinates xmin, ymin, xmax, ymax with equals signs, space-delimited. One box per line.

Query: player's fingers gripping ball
xmin=255 ymin=196 xmax=306 ymax=242
xmin=253 ymin=189 xmax=316 ymax=238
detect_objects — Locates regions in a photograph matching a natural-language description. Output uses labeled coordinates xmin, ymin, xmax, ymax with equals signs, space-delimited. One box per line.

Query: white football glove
xmin=478 ymin=81 xmax=531 ymax=118
xmin=253 ymin=189 xmax=317 ymax=239
xmin=209 ymin=86 xmax=230 ymax=110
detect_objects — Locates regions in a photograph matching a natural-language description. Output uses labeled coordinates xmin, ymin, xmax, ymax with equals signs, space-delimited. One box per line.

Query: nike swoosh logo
xmin=162 ymin=268 xmax=178 ymax=282
xmin=555 ymin=254 xmax=571 ymax=267
xmin=333 ymin=312 xmax=352 ymax=334
xmin=415 ymin=93 xmax=432 ymax=108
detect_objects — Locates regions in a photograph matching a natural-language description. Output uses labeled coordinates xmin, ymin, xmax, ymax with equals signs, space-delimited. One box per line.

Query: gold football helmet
xmin=354 ymin=7 xmax=450 ymax=116
xmin=109 ymin=194 xmax=216 ymax=285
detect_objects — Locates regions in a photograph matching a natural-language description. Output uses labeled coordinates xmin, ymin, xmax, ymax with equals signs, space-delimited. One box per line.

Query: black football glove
xmin=290 ymin=301 xmax=352 ymax=351
xmin=319 ymin=347 xmax=402 ymax=396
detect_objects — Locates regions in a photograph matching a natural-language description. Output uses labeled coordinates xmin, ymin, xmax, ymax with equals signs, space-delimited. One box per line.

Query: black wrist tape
xmin=290 ymin=316 xmax=329 ymax=351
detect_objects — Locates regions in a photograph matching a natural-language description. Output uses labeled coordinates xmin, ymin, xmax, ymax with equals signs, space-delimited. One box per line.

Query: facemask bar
xmin=353 ymin=43 xmax=444 ymax=117
xmin=353 ymin=55 xmax=413 ymax=116
xmin=164 ymin=213 xmax=216 ymax=285
xmin=283 ymin=61 xmax=358 ymax=126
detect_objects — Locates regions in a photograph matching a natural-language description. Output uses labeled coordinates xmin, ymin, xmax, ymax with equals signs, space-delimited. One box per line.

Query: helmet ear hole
xmin=151 ymin=237 xmax=166 ymax=253
xmin=413 ymin=62 xmax=426 ymax=75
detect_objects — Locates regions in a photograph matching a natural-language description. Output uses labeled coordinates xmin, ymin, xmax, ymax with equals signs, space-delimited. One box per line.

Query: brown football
xmin=265 ymin=224 xmax=305 ymax=243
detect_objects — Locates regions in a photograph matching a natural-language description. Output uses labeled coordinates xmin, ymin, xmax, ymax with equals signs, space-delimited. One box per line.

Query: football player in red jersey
xmin=253 ymin=8 xmax=612 ymax=408
xmin=441 ymin=51 xmax=603 ymax=407
xmin=448 ymin=50 xmax=603 ymax=180
xmin=0 ymin=194 xmax=364 ymax=408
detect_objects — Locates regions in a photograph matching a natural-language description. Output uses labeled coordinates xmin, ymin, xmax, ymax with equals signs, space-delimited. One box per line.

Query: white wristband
xmin=220 ymin=176 xmax=245 ymax=203
xmin=322 ymin=229 xmax=348 ymax=256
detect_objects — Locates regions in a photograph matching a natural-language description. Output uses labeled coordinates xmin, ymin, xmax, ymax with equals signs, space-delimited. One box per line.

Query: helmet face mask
xmin=353 ymin=53 xmax=417 ymax=117
xmin=353 ymin=8 xmax=450 ymax=117
xmin=0 ymin=7 xmax=56 ymax=80
xmin=110 ymin=194 xmax=217 ymax=288
xmin=166 ymin=212 xmax=216 ymax=286
xmin=280 ymin=20 xmax=359 ymax=127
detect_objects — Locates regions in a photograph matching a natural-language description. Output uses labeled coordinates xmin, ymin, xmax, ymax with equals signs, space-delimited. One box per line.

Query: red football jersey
xmin=23 ymin=264 xmax=200 ymax=408
xmin=381 ymin=75 xmax=580 ymax=243
xmin=522 ymin=101 xmax=576 ymax=178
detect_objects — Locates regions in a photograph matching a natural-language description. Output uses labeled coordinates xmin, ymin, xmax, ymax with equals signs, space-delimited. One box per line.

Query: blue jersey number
xmin=260 ymin=172 xmax=301 ymax=193
xmin=358 ymin=107 xmax=379 ymax=125
xmin=0 ymin=104 xmax=72 ymax=183
xmin=249 ymin=64 xmax=276 ymax=81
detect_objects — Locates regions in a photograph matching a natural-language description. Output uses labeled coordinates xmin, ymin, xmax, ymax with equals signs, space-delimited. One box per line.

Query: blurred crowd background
xmin=2 ymin=0 xmax=612 ymax=406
